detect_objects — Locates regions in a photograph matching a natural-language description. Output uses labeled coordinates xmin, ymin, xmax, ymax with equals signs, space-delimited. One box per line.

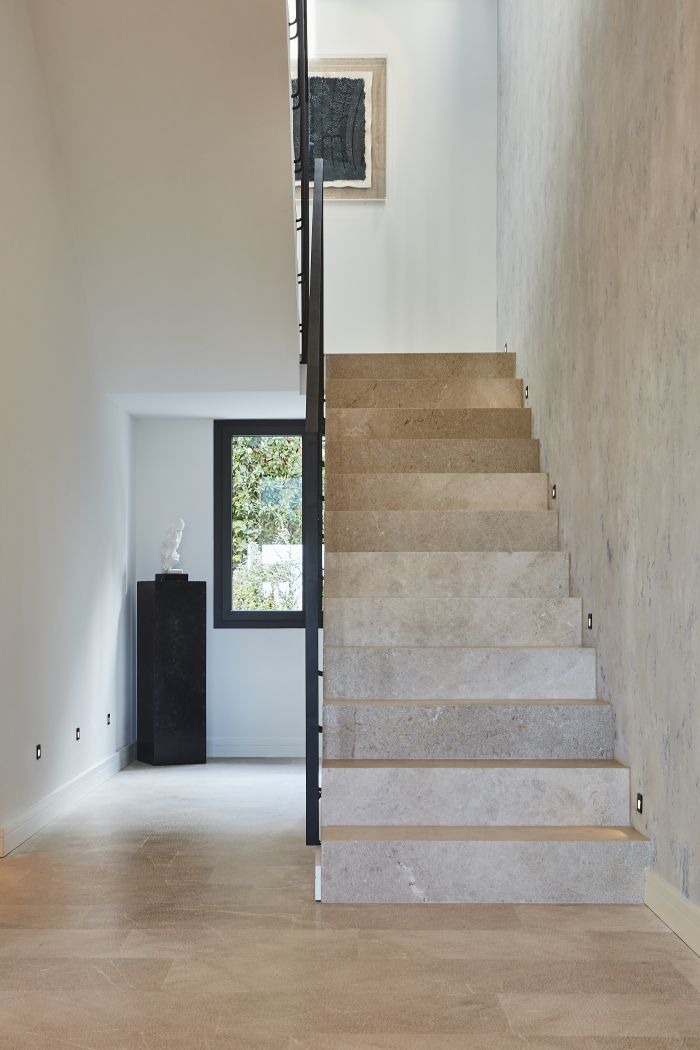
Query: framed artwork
xmin=293 ymin=57 xmax=386 ymax=201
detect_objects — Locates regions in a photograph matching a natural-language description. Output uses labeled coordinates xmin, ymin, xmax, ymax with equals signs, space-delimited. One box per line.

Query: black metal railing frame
xmin=291 ymin=0 xmax=324 ymax=847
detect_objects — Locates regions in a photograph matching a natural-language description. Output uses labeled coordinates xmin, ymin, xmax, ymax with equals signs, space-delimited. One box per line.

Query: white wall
xmin=131 ymin=419 xmax=305 ymax=757
xmin=313 ymin=0 xmax=497 ymax=356
xmin=28 ymin=0 xmax=300 ymax=400
xmin=0 ymin=1 xmax=132 ymax=853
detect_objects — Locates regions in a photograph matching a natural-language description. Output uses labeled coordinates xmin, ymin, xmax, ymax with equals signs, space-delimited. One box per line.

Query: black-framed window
xmin=214 ymin=420 xmax=306 ymax=628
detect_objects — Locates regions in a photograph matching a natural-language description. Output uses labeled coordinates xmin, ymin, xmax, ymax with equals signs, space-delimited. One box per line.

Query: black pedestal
xmin=137 ymin=574 xmax=206 ymax=765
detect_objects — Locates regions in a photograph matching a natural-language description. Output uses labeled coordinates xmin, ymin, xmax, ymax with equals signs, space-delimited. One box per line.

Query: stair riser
xmin=326 ymin=378 xmax=523 ymax=409
xmin=324 ymin=597 xmax=582 ymax=647
xmin=326 ymin=408 xmax=531 ymax=440
xmin=322 ymin=766 xmax=630 ymax=827
xmin=325 ymin=510 xmax=559 ymax=553
xmin=326 ymin=352 xmax=516 ymax=381
xmin=321 ymin=840 xmax=650 ymax=903
xmin=326 ymin=473 xmax=548 ymax=511
xmin=324 ymin=647 xmax=597 ymax=700
xmin=323 ymin=702 xmax=614 ymax=760
xmin=324 ymin=552 xmax=571 ymax=599
xmin=325 ymin=438 xmax=540 ymax=474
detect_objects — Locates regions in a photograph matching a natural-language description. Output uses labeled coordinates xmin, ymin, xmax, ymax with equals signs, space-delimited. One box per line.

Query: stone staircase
xmin=320 ymin=352 xmax=650 ymax=903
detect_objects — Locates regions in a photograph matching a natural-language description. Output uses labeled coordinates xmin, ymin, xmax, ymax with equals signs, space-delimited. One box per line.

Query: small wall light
xmin=636 ymin=793 xmax=643 ymax=814
xmin=525 ymin=384 xmax=529 ymax=400
xmin=36 ymin=744 xmax=42 ymax=760
xmin=551 ymin=484 xmax=557 ymax=500
xmin=587 ymin=613 xmax=593 ymax=630
xmin=76 ymin=728 xmax=81 ymax=741
xmin=107 ymin=713 xmax=111 ymax=726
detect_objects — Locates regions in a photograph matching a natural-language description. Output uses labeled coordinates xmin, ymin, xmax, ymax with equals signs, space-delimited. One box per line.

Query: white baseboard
xmin=0 ymin=743 xmax=136 ymax=857
xmin=206 ymin=737 xmax=305 ymax=758
xmin=645 ymin=869 xmax=700 ymax=958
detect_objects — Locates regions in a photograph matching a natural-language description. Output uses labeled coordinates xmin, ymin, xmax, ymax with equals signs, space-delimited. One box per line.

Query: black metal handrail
xmin=291 ymin=0 xmax=324 ymax=847
xmin=292 ymin=0 xmax=310 ymax=364
xmin=302 ymin=159 xmax=324 ymax=846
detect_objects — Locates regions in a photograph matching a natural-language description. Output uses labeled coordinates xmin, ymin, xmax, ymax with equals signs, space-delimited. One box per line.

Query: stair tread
xmin=323 ymin=758 xmax=626 ymax=769
xmin=323 ymin=698 xmax=611 ymax=706
xmin=322 ymin=825 xmax=648 ymax=842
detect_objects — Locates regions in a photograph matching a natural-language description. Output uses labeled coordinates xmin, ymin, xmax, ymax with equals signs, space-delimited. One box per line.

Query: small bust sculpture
xmin=161 ymin=518 xmax=185 ymax=573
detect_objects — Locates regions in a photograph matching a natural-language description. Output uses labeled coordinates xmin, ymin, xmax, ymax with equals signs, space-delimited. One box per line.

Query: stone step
xmin=326 ymin=352 xmax=516 ymax=381
xmin=323 ymin=699 xmax=614 ymax=760
xmin=321 ymin=759 xmax=630 ymax=827
xmin=320 ymin=826 xmax=650 ymax=903
xmin=326 ymin=377 xmax=523 ymax=409
xmin=325 ymin=510 xmax=559 ymax=553
xmin=323 ymin=596 xmax=582 ymax=646
xmin=326 ymin=407 xmax=531 ymax=440
xmin=324 ymin=551 xmax=570 ymax=598
xmin=325 ymin=438 xmax=540 ymax=474
xmin=323 ymin=646 xmax=597 ymax=700
xmin=325 ymin=473 xmax=548 ymax=512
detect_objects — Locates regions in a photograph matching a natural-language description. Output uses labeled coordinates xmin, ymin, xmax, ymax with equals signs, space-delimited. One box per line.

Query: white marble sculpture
xmin=161 ymin=518 xmax=185 ymax=573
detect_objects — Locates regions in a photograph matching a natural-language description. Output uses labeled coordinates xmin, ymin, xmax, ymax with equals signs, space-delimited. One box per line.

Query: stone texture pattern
xmin=324 ymin=645 xmax=597 ymax=701
xmin=326 ymin=407 xmax=531 ymax=440
xmin=326 ymin=377 xmax=524 ymax=408
xmin=324 ymin=699 xmax=615 ymax=760
xmin=322 ymin=350 xmax=647 ymax=902
xmin=324 ymin=596 xmax=582 ymax=647
xmin=325 ymin=436 xmax=541 ymax=474
xmin=321 ymin=834 xmax=650 ymax=905
xmin=325 ymin=472 xmax=548 ymax=511
xmin=324 ymin=551 xmax=571 ymax=598
xmin=498 ymin=0 xmax=700 ymax=907
xmin=321 ymin=761 xmax=630 ymax=827
xmin=326 ymin=352 xmax=515 ymax=380
xmin=325 ymin=509 xmax=560 ymax=552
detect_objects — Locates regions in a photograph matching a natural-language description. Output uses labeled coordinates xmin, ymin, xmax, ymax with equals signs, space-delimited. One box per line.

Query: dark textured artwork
xmin=293 ymin=75 xmax=368 ymax=183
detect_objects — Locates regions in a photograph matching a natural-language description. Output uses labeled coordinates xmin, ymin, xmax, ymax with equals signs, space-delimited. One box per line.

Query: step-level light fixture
xmin=525 ymin=384 xmax=529 ymax=400
xmin=36 ymin=744 xmax=41 ymax=760
xmin=76 ymin=727 xmax=81 ymax=741
xmin=587 ymin=613 xmax=593 ymax=630
xmin=636 ymin=793 xmax=644 ymax=814
xmin=551 ymin=483 xmax=557 ymax=500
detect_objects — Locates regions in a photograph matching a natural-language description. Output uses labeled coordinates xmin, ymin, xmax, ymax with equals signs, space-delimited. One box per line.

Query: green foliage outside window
xmin=230 ymin=435 xmax=303 ymax=612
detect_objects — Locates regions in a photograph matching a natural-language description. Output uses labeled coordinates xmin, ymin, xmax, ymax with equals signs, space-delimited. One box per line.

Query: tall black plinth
xmin=137 ymin=574 xmax=206 ymax=765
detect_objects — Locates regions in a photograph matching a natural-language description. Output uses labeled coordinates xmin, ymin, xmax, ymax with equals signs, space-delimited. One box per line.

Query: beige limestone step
xmin=323 ymin=645 xmax=597 ymax=700
xmin=324 ymin=551 xmax=570 ymax=598
xmin=322 ymin=699 xmax=614 ymax=760
xmin=325 ymin=473 xmax=548 ymax=511
xmin=326 ymin=407 xmax=531 ymax=440
xmin=320 ymin=826 xmax=650 ymax=903
xmin=325 ymin=509 xmax=559 ymax=552
xmin=326 ymin=377 xmax=523 ymax=409
xmin=323 ymin=596 xmax=582 ymax=646
xmin=325 ymin=437 xmax=540 ymax=474
xmin=326 ymin=352 xmax=516 ymax=381
xmin=321 ymin=759 xmax=630 ymax=827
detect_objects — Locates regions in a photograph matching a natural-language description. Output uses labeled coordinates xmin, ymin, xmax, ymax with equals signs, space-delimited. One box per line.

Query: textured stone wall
xmin=498 ymin=0 xmax=700 ymax=905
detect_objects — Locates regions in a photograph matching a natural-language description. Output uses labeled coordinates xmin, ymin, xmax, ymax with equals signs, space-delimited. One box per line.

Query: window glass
xmin=230 ymin=435 xmax=303 ymax=612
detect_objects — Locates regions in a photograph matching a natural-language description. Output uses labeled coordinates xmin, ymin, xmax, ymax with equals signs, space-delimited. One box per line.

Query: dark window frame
xmin=214 ymin=419 xmax=306 ymax=629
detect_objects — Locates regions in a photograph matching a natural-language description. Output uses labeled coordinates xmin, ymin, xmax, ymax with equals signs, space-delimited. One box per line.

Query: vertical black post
xmin=302 ymin=432 xmax=321 ymax=846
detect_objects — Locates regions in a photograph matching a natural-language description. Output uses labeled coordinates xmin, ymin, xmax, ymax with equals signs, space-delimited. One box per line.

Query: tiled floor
xmin=1 ymin=760 xmax=699 ymax=1049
